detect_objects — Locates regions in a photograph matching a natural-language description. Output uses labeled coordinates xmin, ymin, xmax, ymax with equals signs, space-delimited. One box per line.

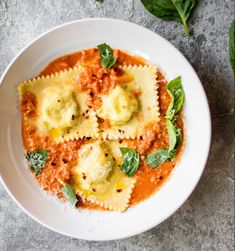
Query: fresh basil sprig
xmin=145 ymin=76 xmax=184 ymax=169
xmin=165 ymin=76 xmax=185 ymax=120
xmin=97 ymin=43 xmax=116 ymax=68
xmin=25 ymin=150 xmax=48 ymax=175
xmin=166 ymin=119 xmax=182 ymax=152
xmin=61 ymin=184 xmax=78 ymax=207
xmin=141 ymin=0 xmax=197 ymax=36
xmin=145 ymin=148 xmax=175 ymax=168
xmin=229 ymin=21 xmax=235 ymax=74
xmin=120 ymin=147 xmax=140 ymax=177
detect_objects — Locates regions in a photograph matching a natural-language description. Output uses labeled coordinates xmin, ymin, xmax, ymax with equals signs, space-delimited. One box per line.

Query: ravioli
xmin=18 ymin=67 xmax=99 ymax=142
xmin=71 ymin=141 xmax=136 ymax=212
xmin=98 ymin=65 xmax=160 ymax=139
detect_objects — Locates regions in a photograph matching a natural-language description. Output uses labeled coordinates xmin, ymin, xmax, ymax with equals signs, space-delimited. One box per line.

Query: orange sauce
xmin=21 ymin=48 xmax=184 ymax=208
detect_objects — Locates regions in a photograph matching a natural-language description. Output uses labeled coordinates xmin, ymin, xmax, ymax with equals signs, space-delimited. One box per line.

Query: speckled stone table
xmin=0 ymin=0 xmax=234 ymax=250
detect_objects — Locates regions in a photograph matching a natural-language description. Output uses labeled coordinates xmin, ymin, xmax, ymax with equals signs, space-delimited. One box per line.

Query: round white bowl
xmin=0 ymin=18 xmax=211 ymax=240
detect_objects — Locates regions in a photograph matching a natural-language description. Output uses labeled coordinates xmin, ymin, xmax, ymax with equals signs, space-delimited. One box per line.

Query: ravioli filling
xmin=97 ymin=85 xmax=138 ymax=125
xmin=72 ymin=142 xmax=114 ymax=190
xmin=41 ymin=87 xmax=79 ymax=130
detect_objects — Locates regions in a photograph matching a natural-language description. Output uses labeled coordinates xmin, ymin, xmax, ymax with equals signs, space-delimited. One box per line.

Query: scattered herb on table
xmin=120 ymin=147 xmax=140 ymax=176
xmin=25 ymin=150 xmax=48 ymax=175
xmin=97 ymin=43 xmax=116 ymax=68
xmin=61 ymin=184 xmax=78 ymax=207
xmin=140 ymin=0 xmax=197 ymax=36
xmin=145 ymin=76 xmax=184 ymax=169
xmin=229 ymin=21 xmax=235 ymax=74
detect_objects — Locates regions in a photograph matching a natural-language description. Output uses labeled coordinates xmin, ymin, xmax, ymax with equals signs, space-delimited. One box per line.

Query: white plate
xmin=0 ymin=18 xmax=211 ymax=240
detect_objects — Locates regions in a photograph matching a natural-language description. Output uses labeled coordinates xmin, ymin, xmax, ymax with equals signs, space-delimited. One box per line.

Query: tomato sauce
xmin=21 ymin=48 xmax=184 ymax=208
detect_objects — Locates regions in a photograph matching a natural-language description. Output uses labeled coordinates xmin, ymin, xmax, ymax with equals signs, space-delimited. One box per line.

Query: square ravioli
xmin=18 ymin=67 xmax=99 ymax=142
xmin=97 ymin=65 xmax=160 ymax=139
xmin=71 ymin=141 xmax=136 ymax=212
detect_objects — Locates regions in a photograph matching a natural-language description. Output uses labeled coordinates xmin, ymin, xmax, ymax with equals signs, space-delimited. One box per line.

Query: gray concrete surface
xmin=0 ymin=0 xmax=234 ymax=250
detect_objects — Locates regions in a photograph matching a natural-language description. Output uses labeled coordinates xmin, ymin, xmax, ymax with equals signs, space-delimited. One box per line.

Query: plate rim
xmin=0 ymin=18 xmax=212 ymax=241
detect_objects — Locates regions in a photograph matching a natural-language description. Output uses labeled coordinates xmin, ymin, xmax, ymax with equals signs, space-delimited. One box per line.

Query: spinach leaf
xmin=229 ymin=21 xmax=235 ymax=74
xmin=120 ymin=147 xmax=140 ymax=177
xmin=97 ymin=43 xmax=116 ymax=68
xmin=166 ymin=119 xmax=182 ymax=151
xmin=145 ymin=148 xmax=175 ymax=168
xmin=25 ymin=150 xmax=48 ymax=175
xmin=141 ymin=0 xmax=197 ymax=36
xmin=61 ymin=184 xmax=78 ymax=207
xmin=165 ymin=76 xmax=185 ymax=120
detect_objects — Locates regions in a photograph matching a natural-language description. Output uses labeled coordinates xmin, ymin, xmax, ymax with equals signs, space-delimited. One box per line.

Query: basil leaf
xmin=97 ymin=43 xmax=116 ymax=68
xmin=145 ymin=148 xmax=175 ymax=168
xmin=141 ymin=0 xmax=197 ymax=36
xmin=166 ymin=119 xmax=182 ymax=152
xmin=61 ymin=184 xmax=78 ymax=207
xmin=166 ymin=119 xmax=177 ymax=152
xmin=174 ymin=123 xmax=182 ymax=149
xmin=229 ymin=21 xmax=235 ymax=74
xmin=165 ymin=76 xmax=185 ymax=120
xmin=146 ymin=75 xmax=184 ymax=169
xmin=25 ymin=150 xmax=48 ymax=175
xmin=120 ymin=147 xmax=140 ymax=177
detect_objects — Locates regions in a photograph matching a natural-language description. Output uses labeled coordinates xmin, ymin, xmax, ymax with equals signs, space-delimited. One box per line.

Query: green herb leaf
xmin=25 ymin=150 xmax=48 ymax=175
xmin=145 ymin=148 xmax=175 ymax=168
xmin=141 ymin=0 xmax=197 ymax=36
xmin=166 ymin=119 xmax=177 ymax=152
xmin=229 ymin=21 xmax=235 ymax=74
xmin=174 ymin=123 xmax=182 ymax=149
xmin=97 ymin=43 xmax=116 ymax=68
xmin=96 ymin=0 xmax=104 ymax=2
xmin=61 ymin=184 xmax=78 ymax=207
xmin=146 ymin=75 xmax=184 ymax=168
xmin=120 ymin=147 xmax=140 ymax=177
xmin=166 ymin=119 xmax=182 ymax=152
xmin=165 ymin=76 xmax=185 ymax=120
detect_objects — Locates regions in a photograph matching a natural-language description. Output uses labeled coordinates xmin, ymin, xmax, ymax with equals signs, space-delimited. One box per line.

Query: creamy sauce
xmin=21 ymin=48 xmax=184 ymax=208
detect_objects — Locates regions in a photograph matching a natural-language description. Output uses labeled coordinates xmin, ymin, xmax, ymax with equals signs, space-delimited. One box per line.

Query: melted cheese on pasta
xmin=72 ymin=141 xmax=135 ymax=212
